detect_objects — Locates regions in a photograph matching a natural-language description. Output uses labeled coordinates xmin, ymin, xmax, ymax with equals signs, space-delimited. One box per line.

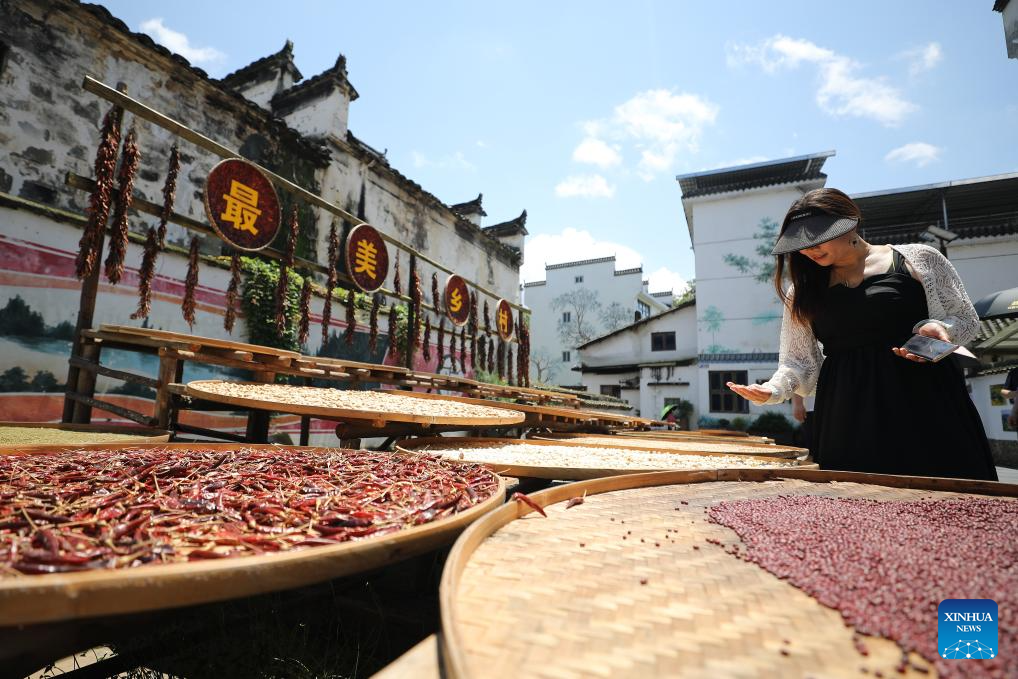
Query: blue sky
xmin=99 ymin=1 xmax=1017 ymax=294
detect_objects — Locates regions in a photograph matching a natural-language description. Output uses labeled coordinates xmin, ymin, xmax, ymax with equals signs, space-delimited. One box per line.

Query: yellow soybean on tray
xmin=439 ymin=469 xmax=1018 ymax=679
xmin=397 ymin=437 xmax=813 ymax=481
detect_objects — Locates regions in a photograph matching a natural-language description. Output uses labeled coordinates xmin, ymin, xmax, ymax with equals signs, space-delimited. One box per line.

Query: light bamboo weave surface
xmin=444 ymin=473 xmax=1018 ymax=678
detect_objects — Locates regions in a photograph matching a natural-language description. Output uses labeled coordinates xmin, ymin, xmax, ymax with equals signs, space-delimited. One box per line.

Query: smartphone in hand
xmin=900 ymin=334 xmax=959 ymax=362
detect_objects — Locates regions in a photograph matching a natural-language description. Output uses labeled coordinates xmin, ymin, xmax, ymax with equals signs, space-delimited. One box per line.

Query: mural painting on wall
xmin=552 ymin=288 xmax=601 ymax=347
xmin=723 ymin=216 xmax=784 ymax=326
xmin=699 ymin=305 xmax=734 ymax=355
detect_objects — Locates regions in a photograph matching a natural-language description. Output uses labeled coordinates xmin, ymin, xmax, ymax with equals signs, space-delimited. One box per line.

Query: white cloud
xmin=728 ymin=34 xmax=916 ymax=126
xmin=574 ymin=89 xmax=719 ymax=181
xmin=646 ymin=267 xmax=688 ymax=296
xmin=900 ymin=42 xmax=942 ymax=76
xmin=884 ymin=142 xmax=941 ymax=167
xmin=410 ymin=150 xmax=476 ymax=172
xmin=139 ymin=18 xmax=225 ymax=65
xmin=572 ymin=137 xmax=621 ymax=168
xmin=554 ymin=174 xmax=616 ymax=198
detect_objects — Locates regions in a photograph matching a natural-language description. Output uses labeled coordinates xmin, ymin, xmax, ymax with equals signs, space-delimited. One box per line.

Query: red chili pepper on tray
xmin=0 ymin=447 xmax=499 ymax=575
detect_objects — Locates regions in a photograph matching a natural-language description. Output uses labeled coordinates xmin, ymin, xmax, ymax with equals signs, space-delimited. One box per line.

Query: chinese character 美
xmin=498 ymin=308 xmax=509 ymax=335
xmin=449 ymin=288 xmax=464 ymax=313
xmin=220 ymin=180 xmax=261 ymax=235
xmin=354 ymin=239 xmax=378 ymax=280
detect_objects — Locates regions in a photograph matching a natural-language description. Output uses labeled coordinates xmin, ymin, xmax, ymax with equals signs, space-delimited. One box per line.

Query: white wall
xmin=945 ymin=235 xmax=1018 ymax=302
xmin=969 ymin=373 xmax=1015 ymax=442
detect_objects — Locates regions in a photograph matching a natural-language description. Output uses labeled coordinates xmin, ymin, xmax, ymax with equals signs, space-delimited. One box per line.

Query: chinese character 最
xmin=220 ymin=180 xmax=261 ymax=235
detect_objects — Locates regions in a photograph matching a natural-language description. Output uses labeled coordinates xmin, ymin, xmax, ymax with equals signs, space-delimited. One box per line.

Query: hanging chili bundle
xmin=487 ymin=337 xmax=495 ymax=375
xmin=275 ymin=206 xmax=299 ymax=335
xmin=182 ymin=236 xmax=199 ymax=327
xmin=497 ymin=338 xmax=506 ymax=381
xmin=477 ymin=330 xmax=487 ymax=372
xmin=506 ymin=345 xmax=514 ymax=386
xmin=76 ymin=103 xmax=124 ymax=280
xmin=393 ymin=252 xmax=402 ymax=297
xmin=460 ymin=327 xmax=467 ymax=373
xmin=298 ymin=276 xmax=313 ymax=346
xmin=0 ymin=446 xmax=500 ymax=574
xmin=223 ymin=252 xmax=241 ymax=333
xmin=517 ymin=310 xmax=530 ymax=387
xmin=431 ymin=272 xmax=440 ymax=309
xmin=448 ymin=324 xmax=458 ymax=372
xmin=409 ymin=255 xmax=422 ymax=350
xmin=344 ymin=288 xmax=357 ymax=346
xmin=437 ymin=318 xmax=446 ymax=369
xmin=468 ymin=292 xmax=478 ymax=370
xmin=156 ymin=144 xmax=180 ymax=248
xmin=104 ymin=126 xmax=141 ymax=285
xmin=422 ymin=316 xmax=432 ymax=362
xmin=368 ymin=293 xmax=381 ymax=353
xmin=321 ymin=222 xmax=339 ymax=344
xmin=130 ymin=227 xmax=159 ymax=320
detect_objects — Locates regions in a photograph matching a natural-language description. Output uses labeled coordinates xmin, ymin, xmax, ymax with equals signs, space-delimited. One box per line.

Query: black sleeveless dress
xmin=810 ymin=250 xmax=997 ymax=481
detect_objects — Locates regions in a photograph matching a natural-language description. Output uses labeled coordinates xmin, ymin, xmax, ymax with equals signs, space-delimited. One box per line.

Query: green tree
xmin=674 ymin=280 xmax=695 ymax=305
xmin=723 ymin=217 xmax=780 ymax=283
xmin=30 ymin=370 xmax=60 ymax=392
xmin=0 ymin=367 xmax=30 ymax=392
xmin=0 ymin=296 xmax=46 ymax=337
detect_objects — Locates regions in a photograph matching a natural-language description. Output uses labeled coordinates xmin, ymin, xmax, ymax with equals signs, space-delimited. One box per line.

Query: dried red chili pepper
xmin=182 ymin=236 xmax=199 ymax=327
xmin=483 ymin=300 xmax=491 ymax=336
xmin=368 ymin=293 xmax=380 ymax=353
xmin=437 ymin=317 xmax=446 ymax=369
xmin=131 ymin=227 xmax=159 ymax=320
xmin=448 ymin=325 xmax=458 ymax=372
xmin=477 ymin=330 xmax=487 ymax=371
xmin=344 ymin=287 xmax=356 ymax=347
xmin=468 ymin=292 xmax=478 ymax=370
xmin=497 ymin=338 xmax=505 ymax=380
xmin=487 ymin=337 xmax=495 ymax=374
xmin=431 ymin=273 xmax=440 ymax=310
xmin=104 ymin=126 xmax=141 ymax=285
xmin=393 ymin=252 xmax=402 ymax=297
xmin=409 ymin=255 xmax=422 ymax=354
xmin=156 ymin=145 xmax=180 ymax=249
xmin=321 ymin=222 xmax=339 ymax=344
xmin=506 ymin=345 xmax=514 ymax=385
xmin=77 ymin=103 xmax=123 ymax=280
xmin=459 ymin=327 xmax=467 ymax=373
xmin=275 ymin=206 xmax=299 ymax=335
xmin=223 ymin=252 xmax=241 ymax=333
xmin=512 ymin=492 xmax=547 ymax=518
xmin=422 ymin=316 xmax=432 ymax=362
xmin=386 ymin=304 xmax=400 ymax=363
xmin=298 ymin=276 xmax=312 ymax=346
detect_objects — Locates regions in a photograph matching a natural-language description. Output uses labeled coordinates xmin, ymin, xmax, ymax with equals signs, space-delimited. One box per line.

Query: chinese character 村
xmin=220 ymin=180 xmax=261 ymax=235
xmin=354 ymin=239 xmax=378 ymax=280
xmin=498 ymin=309 xmax=509 ymax=336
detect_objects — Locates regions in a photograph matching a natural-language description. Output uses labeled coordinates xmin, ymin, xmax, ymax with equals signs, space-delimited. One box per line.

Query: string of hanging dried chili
xmin=76 ymin=103 xmax=123 ymax=280
xmin=130 ymin=228 xmax=159 ymax=320
xmin=344 ymin=288 xmax=357 ymax=347
xmin=483 ymin=300 xmax=491 ymax=336
xmin=448 ymin=325 xmax=458 ymax=372
xmin=460 ymin=327 xmax=467 ymax=373
xmin=223 ymin=252 xmax=241 ymax=333
xmin=477 ymin=331 xmax=487 ymax=372
xmin=275 ymin=206 xmax=299 ymax=336
xmin=386 ymin=304 xmax=400 ymax=363
xmin=431 ymin=273 xmax=440 ymax=310
xmin=156 ymin=145 xmax=180 ymax=248
xmin=321 ymin=222 xmax=339 ymax=344
xmin=487 ymin=337 xmax=495 ymax=374
xmin=437 ymin=317 xmax=446 ymax=369
xmin=497 ymin=338 xmax=505 ymax=381
xmin=104 ymin=126 xmax=141 ymax=285
xmin=468 ymin=292 xmax=478 ymax=370
xmin=410 ymin=255 xmax=422 ymax=351
xmin=298 ymin=276 xmax=313 ymax=346
xmin=506 ymin=345 xmax=514 ymax=386
xmin=369 ymin=293 xmax=381 ymax=353
xmin=393 ymin=253 xmax=402 ymax=297
xmin=182 ymin=236 xmax=199 ymax=327
xmin=422 ymin=316 xmax=432 ymax=363
xmin=0 ymin=447 xmax=500 ymax=573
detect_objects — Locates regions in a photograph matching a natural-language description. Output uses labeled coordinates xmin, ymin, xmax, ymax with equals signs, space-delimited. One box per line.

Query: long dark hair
xmin=774 ymin=188 xmax=862 ymax=326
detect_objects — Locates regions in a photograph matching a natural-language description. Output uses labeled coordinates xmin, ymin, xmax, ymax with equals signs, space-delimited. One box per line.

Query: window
xmin=562 ymin=311 xmax=571 ymax=323
xmin=651 ymin=331 xmax=676 ymax=351
xmin=709 ymin=370 xmax=749 ymax=414
xmin=637 ymin=300 xmax=650 ymax=318
xmin=600 ymin=385 xmax=622 ymax=398
xmin=574 ymin=275 xmax=584 ymax=283
xmin=663 ymin=397 xmax=685 ymax=407
xmin=562 ymin=351 xmax=571 ymax=362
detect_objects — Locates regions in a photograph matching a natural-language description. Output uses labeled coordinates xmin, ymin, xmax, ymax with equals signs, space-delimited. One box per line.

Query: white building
xmin=994 ymin=0 xmax=1018 ymax=59
xmin=522 ymin=256 xmax=671 ymax=386
xmin=575 ymin=300 xmax=697 ymax=419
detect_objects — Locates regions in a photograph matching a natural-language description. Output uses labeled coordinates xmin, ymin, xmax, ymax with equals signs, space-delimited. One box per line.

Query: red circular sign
xmin=445 ymin=274 xmax=471 ymax=326
xmin=495 ymin=298 xmax=515 ymax=341
xmin=344 ymin=224 xmax=390 ymax=293
xmin=204 ymin=159 xmax=281 ymax=251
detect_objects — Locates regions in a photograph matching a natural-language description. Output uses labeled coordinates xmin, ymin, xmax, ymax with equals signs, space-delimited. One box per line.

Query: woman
xmin=728 ymin=188 xmax=996 ymax=481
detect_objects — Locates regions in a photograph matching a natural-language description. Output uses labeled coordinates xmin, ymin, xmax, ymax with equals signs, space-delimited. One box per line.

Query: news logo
xmin=938 ymin=599 xmax=997 ymax=660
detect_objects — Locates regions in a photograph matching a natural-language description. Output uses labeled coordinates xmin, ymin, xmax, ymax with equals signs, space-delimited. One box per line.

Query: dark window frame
xmin=708 ymin=370 xmax=749 ymax=414
xmin=651 ymin=331 xmax=676 ymax=352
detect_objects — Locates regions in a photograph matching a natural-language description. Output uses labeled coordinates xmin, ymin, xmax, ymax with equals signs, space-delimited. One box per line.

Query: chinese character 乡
xmin=449 ymin=288 xmax=463 ymax=313
xmin=220 ymin=180 xmax=261 ymax=235
xmin=498 ymin=309 xmax=509 ymax=335
xmin=354 ymin=239 xmax=378 ymax=279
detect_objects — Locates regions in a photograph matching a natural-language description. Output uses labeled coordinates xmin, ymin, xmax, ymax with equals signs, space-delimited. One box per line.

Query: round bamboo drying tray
xmin=0 ymin=422 xmax=170 ymax=452
xmin=397 ymin=437 xmax=814 ymax=481
xmin=533 ymin=433 xmax=805 ymax=458
xmin=0 ymin=443 xmax=505 ymax=626
xmin=615 ymin=429 xmax=774 ymax=444
xmin=440 ymin=468 xmax=1018 ymax=679
xmin=100 ymin=324 xmax=301 ymax=358
xmin=387 ymin=390 xmax=600 ymax=425
xmin=184 ymin=381 xmax=526 ymax=427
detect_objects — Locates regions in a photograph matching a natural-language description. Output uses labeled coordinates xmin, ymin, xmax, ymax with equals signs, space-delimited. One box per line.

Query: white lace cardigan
xmin=761 ymin=244 xmax=980 ymax=404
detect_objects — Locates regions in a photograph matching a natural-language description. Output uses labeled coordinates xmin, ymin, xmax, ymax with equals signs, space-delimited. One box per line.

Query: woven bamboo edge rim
xmin=438 ymin=468 xmax=1018 ymax=679
xmin=395 ymin=437 xmax=814 ymax=480
xmin=537 ymin=432 xmax=797 ymax=454
xmin=0 ymin=443 xmax=505 ymax=626
xmin=99 ymin=324 xmax=302 ymax=358
xmin=185 ymin=381 xmax=526 ymax=426
xmin=0 ymin=423 xmax=171 ymax=453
